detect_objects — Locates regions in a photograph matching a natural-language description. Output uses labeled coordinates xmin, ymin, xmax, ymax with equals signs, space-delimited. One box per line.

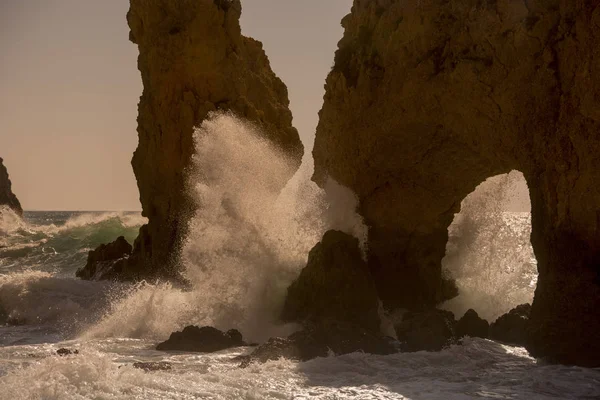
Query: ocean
xmin=0 ymin=115 xmax=599 ymax=399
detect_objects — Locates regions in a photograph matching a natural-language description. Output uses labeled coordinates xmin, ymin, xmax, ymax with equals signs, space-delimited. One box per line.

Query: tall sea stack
xmin=312 ymin=0 xmax=600 ymax=366
xmin=0 ymin=158 xmax=23 ymax=217
xmin=123 ymin=0 xmax=303 ymax=279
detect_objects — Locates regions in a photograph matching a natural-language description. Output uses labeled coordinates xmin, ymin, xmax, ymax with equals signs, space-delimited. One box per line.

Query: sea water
xmin=0 ymin=114 xmax=598 ymax=399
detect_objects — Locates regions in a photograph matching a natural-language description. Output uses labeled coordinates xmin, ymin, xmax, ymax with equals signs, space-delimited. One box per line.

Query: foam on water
xmin=1 ymin=338 xmax=598 ymax=399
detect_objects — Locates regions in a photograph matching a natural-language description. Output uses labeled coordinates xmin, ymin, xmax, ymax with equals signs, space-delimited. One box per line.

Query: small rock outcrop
xmin=133 ymin=362 xmax=172 ymax=372
xmin=456 ymin=309 xmax=489 ymax=339
xmin=313 ymin=0 xmax=600 ymax=367
xmin=0 ymin=158 xmax=22 ymax=217
xmin=125 ymin=0 xmax=304 ymax=280
xmin=56 ymin=348 xmax=79 ymax=356
xmin=394 ymin=309 xmax=456 ymax=352
xmin=76 ymin=236 xmax=132 ymax=281
xmin=236 ymin=321 xmax=398 ymax=367
xmin=156 ymin=326 xmax=245 ymax=352
xmin=281 ymin=230 xmax=380 ymax=333
xmin=490 ymin=304 xmax=531 ymax=347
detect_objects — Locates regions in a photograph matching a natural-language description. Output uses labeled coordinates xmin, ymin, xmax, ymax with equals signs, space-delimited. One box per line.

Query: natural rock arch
xmin=441 ymin=170 xmax=537 ymax=322
xmin=313 ymin=0 xmax=600 ymax=366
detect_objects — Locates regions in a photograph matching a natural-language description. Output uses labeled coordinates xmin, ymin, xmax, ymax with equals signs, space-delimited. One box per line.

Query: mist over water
xmin=86 ymin=113 xmax=367 ymax=342
xmin=441 ymin=171 xmax=538 ymax=321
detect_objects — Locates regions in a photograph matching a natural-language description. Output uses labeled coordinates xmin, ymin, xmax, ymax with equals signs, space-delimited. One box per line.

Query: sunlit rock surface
xmin=313 ymin=0 xmax=600 ymax=366
xmin=0 ymin=158 xmax=22 ymax=217
xmin=125 ymin=0 xmax=303 ymax=279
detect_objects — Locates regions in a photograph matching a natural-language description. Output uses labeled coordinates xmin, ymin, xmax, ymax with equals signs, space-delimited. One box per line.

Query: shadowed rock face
xmin=125 ymin=0 xmax=303 ymax=279
xmin=0 ymin=158 xmax=22 ymax=217
xmin=313 ymin=0 xmax=600 ymax=366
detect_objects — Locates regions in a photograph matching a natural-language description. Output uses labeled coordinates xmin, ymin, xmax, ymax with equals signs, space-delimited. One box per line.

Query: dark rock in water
xmin=133 ymin=361 xmax=172 ymax=372
xmin=490 ymin=304 xmax=531 ymax=346
xmin=0 ymin=157 xmax=23 ymax=217
xmin=395 ymin=309 xmax=457 ymax=352
xmin=56 ymin=348 xmax=79 ymax=356
xmin=237 ymin=321 xmax=398 ymax=367
xmin=156 ymin=326 xmax=246 ymax=352
xmin=281 ymin=230 xmax=381 ymax=333
xmin=76 ymin=236 xmax=132 ymax=281
xmin=456 ymin=309 xmax=489 ymax=339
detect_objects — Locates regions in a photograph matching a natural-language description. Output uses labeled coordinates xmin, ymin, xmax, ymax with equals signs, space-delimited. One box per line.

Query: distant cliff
xmin=0 ymin=158 xmax=23 ymax=217
xmin=313 ymin=0 xmax=600 ymax=366
xmin=123 ymin=0 xmax=303 ymax=279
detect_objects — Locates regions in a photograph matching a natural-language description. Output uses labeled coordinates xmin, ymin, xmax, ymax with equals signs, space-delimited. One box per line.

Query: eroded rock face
xmin=125 ymin=0 xmax=303 ymax=279
xmin=281 ymin=230 xmax=381 ymax=332
xmin=313 ymin=0 xmax=600 ymax=366
xmin=0 ymin=158 xmax=22 ymax=217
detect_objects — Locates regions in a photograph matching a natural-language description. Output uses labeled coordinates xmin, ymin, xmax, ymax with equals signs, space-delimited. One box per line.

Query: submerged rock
xmin=76 ymin=236 xmax=132 ymax=281
xmin=0 ymin=157 xmax=22 ymax=217
xmin=237 ymin=321 xmax=398 ymax=367
xmin=394 ymin=309 xmax=456 ymax=352
xmin=281 ymin=230 xmax=381 ymax=333
xmin=456 ymin=309 xmax=489 ymax=339
xmin=156 ymin=326 xmax=246 ymax=352
xmin=490 ymin=304 xmax=531 ymax=347
xmin=125 ymin=0 xmax=303 ymax=280
xmin=133 ymin=361 xmax=172 ymax=372
xmin=56 ymin=348 xmax=79 ymax=356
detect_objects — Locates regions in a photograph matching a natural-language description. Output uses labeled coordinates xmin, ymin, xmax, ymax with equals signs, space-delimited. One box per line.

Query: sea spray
xmin=441 ymin=171 xmax=538 ymax=321
xmin=85 ymin=112 xmax=367 ymax=342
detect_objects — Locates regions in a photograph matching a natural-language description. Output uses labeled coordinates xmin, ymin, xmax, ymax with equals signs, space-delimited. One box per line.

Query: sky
xmin=0 ymin=0 xmax=352 ymax=211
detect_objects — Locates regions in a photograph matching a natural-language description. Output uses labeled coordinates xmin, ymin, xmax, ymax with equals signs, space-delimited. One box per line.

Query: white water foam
xmin=84 ymin=112 xmax=367 ymax=343
xmin=441 ymin=171 xmax=538 ymax=321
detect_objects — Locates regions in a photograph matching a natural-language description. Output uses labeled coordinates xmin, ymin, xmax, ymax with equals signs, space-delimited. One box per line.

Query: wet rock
xmin=237 ymin=321 xmax=398 ymax=367
xmin=133 ymin=361 xmax=172 ymax=372
xmin=76 ymin=236 xmax=132 ymax=281
xmin=456 ymin=309 xmax=489 ymax=339
xmin=125 ymin=0 xmax=303 ymax=279
xmin=0 ymin=157 xmax=22 ymax=217
xmin=156 ymin=326 xmax=246 ymax=352
xmin=490 ymin=304 xmax=531 ymax=346
xmin=56 ymin=348 xmax=79 ymax=356
xmin=394 ymin=309 xmax=456 ymax=352
xmin=281 ymin=230 xmax=380 ymax=333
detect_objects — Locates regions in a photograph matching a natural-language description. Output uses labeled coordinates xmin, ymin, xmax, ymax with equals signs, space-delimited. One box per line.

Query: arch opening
xmin=440 ymin=170 xmax=538 ymax=322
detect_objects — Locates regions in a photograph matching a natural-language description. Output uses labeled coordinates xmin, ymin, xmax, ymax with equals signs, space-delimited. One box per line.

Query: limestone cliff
xmin=0 ymin=158 xmax=23 ymax=217
xmin=125 ymin=0 xmax=303 ymax=279
xmin=313 ymin=0 xmax=600 ymax=366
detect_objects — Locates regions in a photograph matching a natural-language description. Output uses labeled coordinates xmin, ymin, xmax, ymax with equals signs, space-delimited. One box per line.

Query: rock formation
xmin=156 ymin=326 xmax=246 ymax=352
xmin=236 ymin=321 xmax=398 ymax=367
xmin=76 ymin=236 xmax=133 ymax=281
xmin=0 ymin=158 xmax=22 ymax=217
xmin=456 ymin=309 xmax=489 ymax=339
xmin=490 ymin=303 xmax=531 ymax=346
xmin=124 ymin=0 xmax=303 ymax=279
xmin=394 ymin=309 xmax=457 ymax=352
xmin=313 ymin=0 xmax=600 ymax=366
xmin=281 ymin=230 xmax=381 ymax=333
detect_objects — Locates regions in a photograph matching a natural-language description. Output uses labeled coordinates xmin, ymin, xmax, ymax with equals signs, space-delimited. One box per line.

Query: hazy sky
xmin=0 ymin=0 xmax=351 ymax=211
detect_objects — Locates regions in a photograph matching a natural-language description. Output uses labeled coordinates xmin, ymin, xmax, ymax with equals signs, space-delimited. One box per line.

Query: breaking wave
xmin=85 ymin=112 xmax=367 ymax=343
